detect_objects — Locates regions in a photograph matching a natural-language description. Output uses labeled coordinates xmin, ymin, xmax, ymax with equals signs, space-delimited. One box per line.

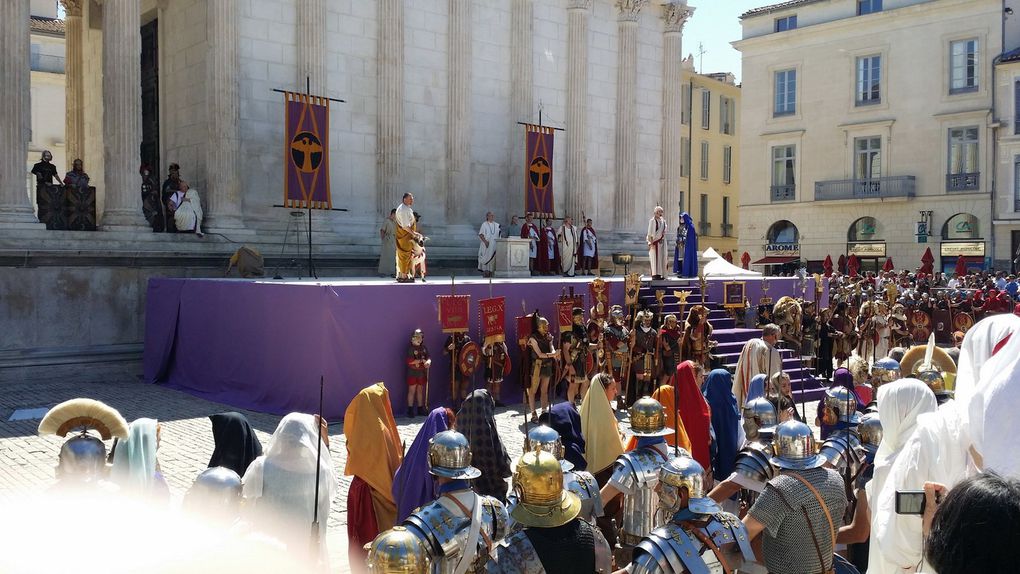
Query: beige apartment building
xmin=681 ymin=63 xmax=741 ymax=260
xmin=735 ymin=0 xmax=1018 ymax=274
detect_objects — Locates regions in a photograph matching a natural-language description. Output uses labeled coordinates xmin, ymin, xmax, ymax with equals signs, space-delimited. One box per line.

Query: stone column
xmin=446 ymin=0 xmax=472 ymax=222
xmin=61 ymin=0 xmax=85 ymax=166
xmin=377 ymin=0 xmax=404 ymax=214
xmin=100 ymin=0 xmax=145 ymax=229
xmin=661 ymin=2 xmax=693 ymax=212
xmin=297 ymin=0 xmax=326 ymax=94
xmin=613 ymin=0 xmax=645 ymax=230
xmin=205 ymin=0 xmax=244 ymax=229
xmin=509 ymin=0 xmax=533 ymax=218
xmin=565 ymin=0 xmax=591 ymax=222
xmin=0 ymin=0 xmax=38 ymax=225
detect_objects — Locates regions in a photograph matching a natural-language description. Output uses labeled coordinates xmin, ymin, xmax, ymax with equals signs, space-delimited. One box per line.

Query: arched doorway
xmin=754 ymin=220 xmax=801 ymax=274
xmin=846 ymin=217 xmax=886 ymax=273
xmin=940 ymin=213 xmax=985 ymax=273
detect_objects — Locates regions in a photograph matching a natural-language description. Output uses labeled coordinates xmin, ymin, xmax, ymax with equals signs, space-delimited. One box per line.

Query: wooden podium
xmin=494 ymin=237 xmax=531 ymax=278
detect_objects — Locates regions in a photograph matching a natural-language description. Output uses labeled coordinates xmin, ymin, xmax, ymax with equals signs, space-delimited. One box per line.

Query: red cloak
xmin=673 ymin=361 xmax=712 ymax=470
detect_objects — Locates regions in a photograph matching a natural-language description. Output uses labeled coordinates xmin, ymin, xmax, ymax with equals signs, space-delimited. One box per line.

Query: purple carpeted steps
xmin=636 ymin=280 xmax=829 ymax=403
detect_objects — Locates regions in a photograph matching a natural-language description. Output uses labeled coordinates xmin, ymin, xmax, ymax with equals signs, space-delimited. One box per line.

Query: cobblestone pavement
xmin=0 ymin=362 xmax=821 ymax=572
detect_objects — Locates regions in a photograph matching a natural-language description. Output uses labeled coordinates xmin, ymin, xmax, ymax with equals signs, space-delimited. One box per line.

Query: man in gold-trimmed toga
xmin=394 ymin=193 xmax=420 ymax=283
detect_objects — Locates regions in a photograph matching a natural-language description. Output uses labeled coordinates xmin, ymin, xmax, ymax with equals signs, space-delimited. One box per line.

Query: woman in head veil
xmin=208 ymin=411 xmax=263 ymax=477
xmin=391 ymin=407 xmax=455 ymax=522
xmin=241 ymin=412 xmax=336 ymax=560
xmin=111 ymin=417 xmax=170 ymax=499
xmin=580 ymin=372 xmax=625 ymax=549
xmin=457 ymin=389 xmax=511 ymax=502
xmin=539 ymin=401 xmax=587 ymax=471
xmin=703 ymin=369 xmax=740 ymax=483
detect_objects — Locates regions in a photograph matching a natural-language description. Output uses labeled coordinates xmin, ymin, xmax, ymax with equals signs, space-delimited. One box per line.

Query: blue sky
xmin=683 ymin=0 xmax=768 ymax=83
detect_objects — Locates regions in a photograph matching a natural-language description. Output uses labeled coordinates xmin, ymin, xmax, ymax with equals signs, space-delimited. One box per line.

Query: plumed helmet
xmin=427 ymin=430 xmax=481 ymax=479
xmin=824 ymin=387 xmax=862 ymax=425
xmin=742 ymin=397 xmax=778 ymax=439
xmin=184 ymin=467 xmax=242 ymax=513
xmin=858 ymin=413 xmax=883 ymax=460
xmin=770 ymin=421 xmax=825 ymax=470
xmin=658 ymin=456 xmax=719 ymax=516
xmin=628 ymin=397 xmax=673 ymax=437
xmin=900 ymin=342 xmax=956 ymax=398
xmin=525 ymin=425 xmax=572 ymax=471
xmin=57 ymin=434 xmax=107 ymax=480
xmin=871 ymin=357 xmax=901 ymax=386
xmin=366 ymin=526 xmax=431 ymax=574
xmin=510 ymin=449 xmax=581 ymax=528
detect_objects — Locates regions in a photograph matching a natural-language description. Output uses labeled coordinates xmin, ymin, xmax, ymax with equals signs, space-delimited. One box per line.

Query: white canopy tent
xmin=700 ymin=247 xmax=762 ymax=278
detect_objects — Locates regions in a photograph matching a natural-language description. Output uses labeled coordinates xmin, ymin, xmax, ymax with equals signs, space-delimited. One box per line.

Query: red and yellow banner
xmin=438 ymin=295 xmax=471 ymax=333
xmin=524 ymin=124 xmax=555 ymax=219
xmin=283 ymin=91 xmax=331 ymax=209
xmin=516 ymin=314 xmax=535 ymax=349
xmin=589 ymin=278 xmax=611 ymax=322
xmin=479 ymin=297 xmax=506 ymax=346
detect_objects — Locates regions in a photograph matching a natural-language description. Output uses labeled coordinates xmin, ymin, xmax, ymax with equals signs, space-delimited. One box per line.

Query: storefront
xmin=940 ymin=213 xmax=985 ymax=273
xmin=847 ymin=217 xmax=886 ymax=273
xmin=753 ymin=220 xmax=801 ymax=275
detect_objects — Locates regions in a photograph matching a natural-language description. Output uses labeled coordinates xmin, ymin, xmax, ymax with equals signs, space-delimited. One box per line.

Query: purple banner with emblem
xmin=284 ymin=92 xmax=331 ymax=209
xmin=524 ymin=125 xmax=555 ymax=219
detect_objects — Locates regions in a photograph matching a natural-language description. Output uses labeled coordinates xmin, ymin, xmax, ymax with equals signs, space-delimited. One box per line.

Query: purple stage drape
xmin=143 ymin=278 xmax=625 ymax=419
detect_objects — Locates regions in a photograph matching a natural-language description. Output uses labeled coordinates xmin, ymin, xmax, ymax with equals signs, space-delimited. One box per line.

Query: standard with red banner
xmin=437 ymin=295 xmax=471 ymax=333
xmin=479 ymin=297 xmax=506 ymax=346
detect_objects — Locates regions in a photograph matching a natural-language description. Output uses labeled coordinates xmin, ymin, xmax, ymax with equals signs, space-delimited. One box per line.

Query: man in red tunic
xmin=537 ymin=218 xmax=560 ymax=275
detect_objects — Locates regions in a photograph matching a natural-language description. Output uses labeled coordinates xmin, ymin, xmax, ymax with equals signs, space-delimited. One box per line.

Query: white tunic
xmin=477 ymin=220 xmax=500 ymax=272
xmin=582 ymin=227 xmax=597 ymax=257
xmin=646 ymin=216 xmax=667 ymax=277
xmin=557 ymin=224 xmax=577 ymax=275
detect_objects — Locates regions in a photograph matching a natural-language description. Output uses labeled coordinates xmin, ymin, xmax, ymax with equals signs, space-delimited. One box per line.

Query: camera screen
xmin=896 ymin=491 xmax=925 ymax=515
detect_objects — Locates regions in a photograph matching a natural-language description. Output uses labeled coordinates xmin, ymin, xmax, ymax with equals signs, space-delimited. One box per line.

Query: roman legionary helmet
xmin=628 ymin=397 xmax=673 ymax=437
xmin=858 ymin=413 xmax=883 ymax=461
xmin=742 ymin=397 xmax=778 ymax=440
xmin=870 ymin=357 xmax=901 ymax=387
xmin=822 ymin=386 xmax=862 ymax=426
xmin=770 ymin=421 xmax=825 ymax=470
xmin=610 ymin=305 xmax=625 ymax=322
xmin=366 ymin=526 xmax=431 ymax=574
xmin=184 ymin=467 xmax=243 ymax=515
xmin=657 ymin=456 xmax=719 ymax=517
xmin=510 ymin=449 xmax=582 ymax=528
xmin=427 ymin=430 xmax=481 ymax=479
xmin=38 ymin=398 xmax=129 ymax=481
xmin=525 ymin=425 xmax=572 ymax=471
xmin=900 ymin=334 xmax=957 ymax=401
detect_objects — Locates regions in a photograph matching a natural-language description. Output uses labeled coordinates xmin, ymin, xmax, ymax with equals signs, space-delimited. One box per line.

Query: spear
xmin=310 ymin=375 xmax=324 ymax=559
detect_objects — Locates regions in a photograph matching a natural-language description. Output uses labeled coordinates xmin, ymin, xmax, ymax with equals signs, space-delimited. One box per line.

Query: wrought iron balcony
xmin=699 ymin=221 xmax=712 ymax=236
xmin=770 ymin=184 xmax=796 ymax=202
xmin=814 ymin=176 xmax=916 ymax=201
xmin=946 ymin=172 xmax=980 ymax=192
xmin=721 ymin=223 xmax=733 ymax=237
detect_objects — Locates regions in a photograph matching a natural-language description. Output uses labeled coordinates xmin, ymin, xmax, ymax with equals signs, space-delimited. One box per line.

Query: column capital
xmin=60 ymin=0 xmax=83 ymax=16
xmin=663 ymin=1 xmax=694 ymax=33
xmin=616 ymin=0 xmax=647 ymax=22
xmin=568 ymin=0 xmax=592 ymax=11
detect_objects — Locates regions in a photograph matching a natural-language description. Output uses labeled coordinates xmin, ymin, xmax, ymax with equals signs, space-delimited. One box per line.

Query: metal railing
xmin=770 ymin=184 xmax=796 ymax=202
xmin=721 ymin=223 xmax=733 ymax=237
xmin=814 ymin=175 xmax=916 ymax=201
xmin=946 ymin=172 xmax=980 ymax=192
xmin=699 ymin=221 xmax=711 ymax=236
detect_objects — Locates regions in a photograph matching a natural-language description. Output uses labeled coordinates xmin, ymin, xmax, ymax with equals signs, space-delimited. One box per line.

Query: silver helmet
xmin=818 ymin=431 xmax=864 ymax=476
xmin=56 ymin=434 xmax=107 ymax=480
xmin=823 ymin=387 xmax=862 ymax=425
xmin=525 ymin=425 xmax=572 ymax=471
xmin=871 ymin=357 xmax=901 ymax=386
xmin=657 ymin=456 xmax=719 ymax=516
xmin=185 ymin=467 xmax=242 ymax=514
xmin=734 ymin=442 xmax=777 ymax=483
xmin=742 ymin=397 xmax=778 ymax=439
xmin=769 ymin=421 xmax=825 ymax=470
xmin=858 ymin=413 xmax=883 ymax=460
xmin=427 ymin=430 xmax=481 ymax=479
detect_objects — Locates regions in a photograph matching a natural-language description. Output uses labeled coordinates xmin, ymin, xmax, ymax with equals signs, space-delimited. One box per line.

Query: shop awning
xmin=751 ymin=256 xmax=799 ymax=265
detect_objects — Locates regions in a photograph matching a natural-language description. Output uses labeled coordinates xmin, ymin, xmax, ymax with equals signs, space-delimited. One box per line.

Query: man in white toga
xmin=557 ymin=215 xmax=578 ymax=277
xmin=646 ymin=206 xmax=667 ymax=280
xmin=477 ymin=211 xmax=500 ymax=278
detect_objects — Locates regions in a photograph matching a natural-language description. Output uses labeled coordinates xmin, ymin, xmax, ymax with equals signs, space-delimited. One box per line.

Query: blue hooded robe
xmin=673 ymin=212 xmax=699 ymax=277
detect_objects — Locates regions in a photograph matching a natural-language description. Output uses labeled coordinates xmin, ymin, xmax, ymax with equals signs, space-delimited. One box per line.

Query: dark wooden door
xmin=140 ymin=20 xmax=159 ymax=177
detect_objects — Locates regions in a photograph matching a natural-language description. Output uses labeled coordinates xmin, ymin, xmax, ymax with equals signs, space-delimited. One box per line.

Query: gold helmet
xmin=628 ymin=396 xmax=673 ymax=437
xmin=510 ymin=449 xmax=582 ymax=528
xmin=366 ymin=526 xmax=431 ymax=573
xmin=900 ymin=335 xmax=957 ymax=397
xmin=663 ymin=314 xmax=678 ymax=329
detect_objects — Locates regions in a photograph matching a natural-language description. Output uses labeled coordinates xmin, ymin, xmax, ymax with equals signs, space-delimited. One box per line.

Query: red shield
xmin=459 ymin=341 xmax=481 ymax=377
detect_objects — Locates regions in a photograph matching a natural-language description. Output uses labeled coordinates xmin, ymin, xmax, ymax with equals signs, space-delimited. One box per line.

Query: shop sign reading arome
xmin=764 ymin=243 xmax=801 ymax=257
